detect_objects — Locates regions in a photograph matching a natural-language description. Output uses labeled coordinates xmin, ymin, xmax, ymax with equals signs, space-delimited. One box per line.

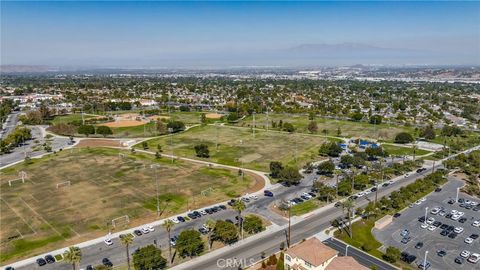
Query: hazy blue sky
xmin=1 ymin=1 xmax=479 ymax=67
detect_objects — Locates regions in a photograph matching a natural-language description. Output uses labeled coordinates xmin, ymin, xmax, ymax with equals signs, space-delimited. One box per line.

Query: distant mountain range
xmin=289 ymin=42 xmax=415 ymax=53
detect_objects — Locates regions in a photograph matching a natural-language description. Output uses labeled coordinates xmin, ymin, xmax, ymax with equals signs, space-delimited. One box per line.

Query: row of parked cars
xmin=287 ymin=192 xmax=316 ymax=206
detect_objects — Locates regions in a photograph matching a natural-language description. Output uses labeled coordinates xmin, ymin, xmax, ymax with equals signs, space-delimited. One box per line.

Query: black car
xmin=219 ymin=205 xmax=227 ymax=210
xmin=205 ymin=208 xmax=213 ymax=214
xmin=470 ymin=234 xmax=479 ymax=239
xmin=473 ymin=206 xmax=480 ymax=212
xmin=308 ymin=192 xmax=316 ymax=197
xmin=418 ymin=216 xmax=426 ymax=222
xmin=198 ymin=227 xmax=209 ymax=235
xmin=371 ymin=187 xmax=377 ymax=192
xmin=415 ymin=242 xmax=424 ymax=249
xmin=211 ymin=207 xmax=219 ymax=212
xmin=440 ymin=224 xmax=449 ymax=229
xmin=264 ymin=190 xmax=274 ymax=197
xmin=465 ymin=204 xmax=473 ymax=210
xmin=45 ymin=255 xmax=55 ymax=264
xmin=86 ymin=265 xmax=94 ymax=270
xmin=193 ymin=211 xmax=201 ymax=217
xmin=228 ymin=199 xmax=236 ymax=206
xmin=448 ymin=199 xmax=455 ymax=204
xmin=448 ymin=232 xmax=458 ymax=239
xmin=445 ymin=213 xmax=453 ymax=219
xmin=440 ymin=230 xmax=449 ymax=236
xmin=334 ymin=202 xmax=342 ymax=207
xmin=102 ymin=258 xmax=113 ymax=267
xmin=435 ymin=187 xmax=442 ymax=192
xmin=455 ymin=256 xmax=464 ymax=264
xmin=36 ymin=258 xmax=47 ymax=266
xmin=447 ymin=225 xmax=455 ymax=231
xmin=459 ymin=217 xmax=467 ymax=223
xmin=382 ymin=182 xmax=389 ymax=187
xmin=187 ymin=213 xmax=197 ymax=219
xmin=437 ymin=250 xmax=447 ymax=257
xmin=177 ymin=216 xmax=186 ymax=222
xmin=400 ymin=252 xmax=416 ymax=264
xmin=393 ymin=213 xmax=401 ymax=218
xmin=433 ymin=221 xmax=442 ymax=227
xmin=5 ymin=267 xmax=14 ymax=270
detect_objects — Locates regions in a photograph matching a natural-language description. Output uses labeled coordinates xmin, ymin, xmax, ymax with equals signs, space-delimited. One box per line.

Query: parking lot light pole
xmin=423 ymin=250 xmax=428 ymax=270
xmin=345 ymin=245 xmax=349 ymax=256
xmin=424 ymin=207 xmax=428 ymax=225
xmin=456 ymin=187 xmax=460 ymax=203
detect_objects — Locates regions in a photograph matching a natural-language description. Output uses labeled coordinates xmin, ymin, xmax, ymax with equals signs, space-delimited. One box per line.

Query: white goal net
xmin=111 ymin=215 xmax=130 ymax=228
xmin=56 ymin=181 xmax=71 ymax=189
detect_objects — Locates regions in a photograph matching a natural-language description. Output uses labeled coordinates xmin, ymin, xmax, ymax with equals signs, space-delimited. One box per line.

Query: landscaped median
xmin=332 ymin=170 xmax=447 ymax=269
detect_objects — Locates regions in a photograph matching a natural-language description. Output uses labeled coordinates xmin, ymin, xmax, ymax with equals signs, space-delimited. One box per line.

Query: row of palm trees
xmin=62 ymin=199 xmax=247 ymax=269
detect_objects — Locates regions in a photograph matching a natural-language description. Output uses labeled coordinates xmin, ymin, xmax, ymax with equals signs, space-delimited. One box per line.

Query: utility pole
xmin=423 ymin=251 xmax=429 ymax=270
xmin=168 ymin=128 xmax=174 ymax=163
xmin=266 ymin=107 xmax=269 ymax=132
xmin=252 ymin=112 xmax=256 ymax=138
xmin=456 ymin=187 xmax=460 ymax=203
xmin=215 ymin=122 xmax=219 ymax=152
xmin=150 ymin=164 xmax=161 ymax=218
xmin=424 ymin=207 xmax=428 ymax=225
xmin=240 ymin=140 xmax=244 ymax=180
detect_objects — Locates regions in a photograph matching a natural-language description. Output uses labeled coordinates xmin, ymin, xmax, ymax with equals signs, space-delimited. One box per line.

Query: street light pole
xmin=456 ymin=187 xmax=460 ymax=203
xmin=423 ymin=250 xmax=429 ymax=270
xmin=424 ymin=207 xmax=428 ymax=225
xmin=345 ymin=245 xmax=349 ymax=256
xmin=168 ymin=127 xmax=174 ymax=163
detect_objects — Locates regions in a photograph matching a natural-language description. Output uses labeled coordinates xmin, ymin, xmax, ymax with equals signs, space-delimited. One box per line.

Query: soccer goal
xmin=201 ymin=187 xmax=215 ymax=196
xmin=111 ymin=215 xmax=130 ymax=228
xmin=118 ymin=153 xmax=126 ymax=160
xmin=8 ymin=171 xmax=27 ymax=187
xmin=56 ymin=181 xmax=71 ymax=189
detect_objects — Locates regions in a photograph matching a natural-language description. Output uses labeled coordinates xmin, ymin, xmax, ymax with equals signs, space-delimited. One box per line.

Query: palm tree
xmin=233 ymin=200 xmax=246 ymax=239
xmin=342 ymin=198 xmax=355 ymax=238
xmin=334 ymin=169 xmax=342 ymax=196
xmin=120 ymin=234 xmax=134 ymax=270
xmin=162 ymin=219 xmax=175 ymax=263
xmin=205 ymin=218 xmax=217 ymax=250
xmin=63 ymin=246 xmax=82 ymax=270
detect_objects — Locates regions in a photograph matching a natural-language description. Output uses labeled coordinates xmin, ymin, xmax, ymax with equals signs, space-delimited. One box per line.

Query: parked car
xmin=102 ymin=258 xmax=113 ymax=267
xmin=45 ymin=255 xmax=55 ymax=264
xmin=177 ymin=216 xmax=186 ymax=222
xmin=415 ymin=242 xmax=424 ymax=249
xmin=468 ymin=253 xmax=480 ymax=264
xmin=134 ymin=230 xmax=142 ymax=236
xmin=418 ymin=261 xmax=431 ymax=270
xmin=437 ymin=250 xmax=447 ymax=257
xmin=455 ymin=256 xmax=465 ymax=264
xmin=104 ymin=238 xmax=113 ymax=246
xmin=461 ymin=250 xmax=471 ymax=258
xmin=36 ymin=258 xmax=47 ymax=267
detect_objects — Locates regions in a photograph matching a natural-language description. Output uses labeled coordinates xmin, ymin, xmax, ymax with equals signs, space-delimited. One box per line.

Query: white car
xmin=420 ymin=197 xmax=427 ymax=202
xmin=200 ymin=210 xmax=207 ymax=215
xmin=428 ymin=225 xmax=436 ymax=231
xmin=170 ymin=217 xmax=179 ymax=224
xmin=461 ymin=250 xmax=471 ymax=258
xmin=357 ymin=192 xmax=365 ymax=197
xmin=468 ymin=253 xmax=480 ymax=264
xmin=458 ymin=211 xmax=465 ymax=217
xmin=465 ymin=237 xmax=474 ymax=244
xmin=430 ymin=208 xmax=440 ymax=215
xmin=451 ymin=209 xmax=458 ymax=215
xmin=289 ymin=200 xmax=297 ymax=206
xmin=473 ymin=221 xmax=480 ymax=227
xmin=415 ymin=200 xmax=422 ymax=205
xmin=454 ymin=227 xmax=464 ymax=234
xmin=409 ymin=203 xmax=415 ymax=208
xmin=387 ymin=180 xmax=394 ymax=185
xmin=250 ymin=195 xmax=258 ymax=200
xmin=302 ymin=192 xmax=312 ymax=199
xmin=426 ymin=217 xmax=435 ymax=225
xmin=104 ymin=238 xmax=113 ymax=246
xmin=141 ymin=227 xmax=150 ymax=234
xmin=147 ymin=225 xmax=155 ymax=232
xmin=421 ymin=223 xmax=429 ymax=229
xmin=364 ymin=190 xmax=372 ymax=195
xmin=471 ymin=202 xmax=478 ymax=206
xmin=451 ymin=214 xmax=461 ymax=221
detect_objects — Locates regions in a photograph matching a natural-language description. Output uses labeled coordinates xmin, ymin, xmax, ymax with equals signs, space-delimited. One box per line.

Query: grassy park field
xmin=0 ymin=147 xmax=256 ymax=263
xmin=382 ymin=144 xmax=432 ymax=156
xmin=235 ymin=113 xmax=413 ymax=142
xmin=140 ymin=125 xmax=332 ymax=171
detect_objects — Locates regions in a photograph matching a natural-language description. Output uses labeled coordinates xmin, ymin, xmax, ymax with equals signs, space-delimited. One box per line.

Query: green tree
xmin=317 ymin=160 xmax=335 ymax=175
xmin=342 ymin=198 xmax=355 ymax=238
xmin=243 ymin=215 xmax=264 ymax=234
xmin=233 ymin=200 xmax=246 ymax=239
xmin=78 ymin=125 xmax=95 ymax=137
xmin=269 ymin=161 xmax=284 ymax=178
xmin=205 ymin=219 xmax=217 ymax=250
xmin=194 ymin=143 xmax=210 ymax=158
xmin=319 ymin=142 xmax=343 ymax=157
xmin=200 ymin=113 xmax=207 ymax=125
xmin=227 ymin=112 xmax=239 ymax=122
xmin=120 ymin=234 xmax=134 ymax=270
xmin=282 ymin=122 xmax=295 ymax=132
xmin=350 ymin=111 xmax=364 ymax=121
xmin=276 ymin=252 xmax=285 ymax=270
xmin=142 ymin=141 xmax=148 ymax=149
xmin=162 ymin=219 xmax=175 ymax=263
xmin=383 ymin=246 xmax=401 ymax=263
xmin=176 ymin=229 xmax=204 ymax=258
xmin=369 ymin=115 xmax=382 ymax=125
xmin=420 ymin=125 xmax=436 ymax=140
xmin=279 ymin=166 xmax=302 ymax=185
xmin=132 ymin=244 xmax=167 ymax=270
xmin=63 ymin=246 xmax=82 ymax=270
xmin=96 ymin=126 xmax=113 ymax=137
xmin=213 ymin=220 xmax=238 ymax=244
xmin=167 ymin=120 xmax=185 ymax=133
xmin=394 ymin=132 xmax=414 ymax=144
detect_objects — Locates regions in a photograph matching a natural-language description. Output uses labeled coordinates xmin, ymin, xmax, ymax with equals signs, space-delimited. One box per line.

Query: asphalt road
xmin=0 ymin=126 xmax=71 ymax=168
xmin=323 ymin=238 xmax=396 ymax=270
xmin=1 ymin=111 xmax=20 ymax=139
xmin=173 ymin=165 xmax=441 ymax=270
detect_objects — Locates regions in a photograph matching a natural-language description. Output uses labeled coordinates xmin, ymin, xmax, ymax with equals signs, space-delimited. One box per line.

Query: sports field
xmin=235 ymin=113 xmax=412 ymax=141
xmin=382 ymin=144 xmax=432 ymax=156
xmin=0 ymin=148 xmax=256 ymax=263
xmin=140 ymin=125 xmax=332 ymax=171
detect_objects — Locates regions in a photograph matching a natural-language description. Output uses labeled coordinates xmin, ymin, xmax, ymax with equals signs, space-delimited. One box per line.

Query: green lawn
xmin=233 ymin=114 xmax=414 ymax=142
xmin=0 ymin=147 xmax=254 ymax=263
xmin=334 ymin=218 xmax=383 ymax=258
xmin=139 ymin=125 xmax=330 ymax=171
xmin=290 ymin=200 xmax=324 ymax=216
xmin=50 ymin=114 xmax=97 ymax=125
xmin=382 ymin=144 xmax=432 ymax=156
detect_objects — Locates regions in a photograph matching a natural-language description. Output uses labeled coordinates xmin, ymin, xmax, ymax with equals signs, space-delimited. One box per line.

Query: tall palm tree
xmin=342 ymin=198 xmax=355 ymax=238
xmin=334 ymin=169 xmax=342 ymax=196
xmin=120 ymin=234 xmax=134 ymax=270
xmin=205 ymin=218 xmax=217 ymax=250
xmin=233 ymin=200 xmax=246 ymax=239
xmin=162 ymin=219 xmax=175 ymax=263
xmin=63 ymin=246 xmax=82 ymax=270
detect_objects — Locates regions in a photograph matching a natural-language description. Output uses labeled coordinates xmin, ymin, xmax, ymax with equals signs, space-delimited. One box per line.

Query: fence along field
xmin=0 ymin=147 xmax=255 ymax=263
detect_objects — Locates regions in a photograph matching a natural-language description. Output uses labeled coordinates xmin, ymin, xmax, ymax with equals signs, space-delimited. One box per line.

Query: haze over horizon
xmin=1 ymin=1 xmax=479 ymax=68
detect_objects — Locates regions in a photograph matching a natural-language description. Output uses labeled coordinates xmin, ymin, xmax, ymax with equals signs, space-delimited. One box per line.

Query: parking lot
xmin=373 ymin=177 xmax=480 ymax=269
